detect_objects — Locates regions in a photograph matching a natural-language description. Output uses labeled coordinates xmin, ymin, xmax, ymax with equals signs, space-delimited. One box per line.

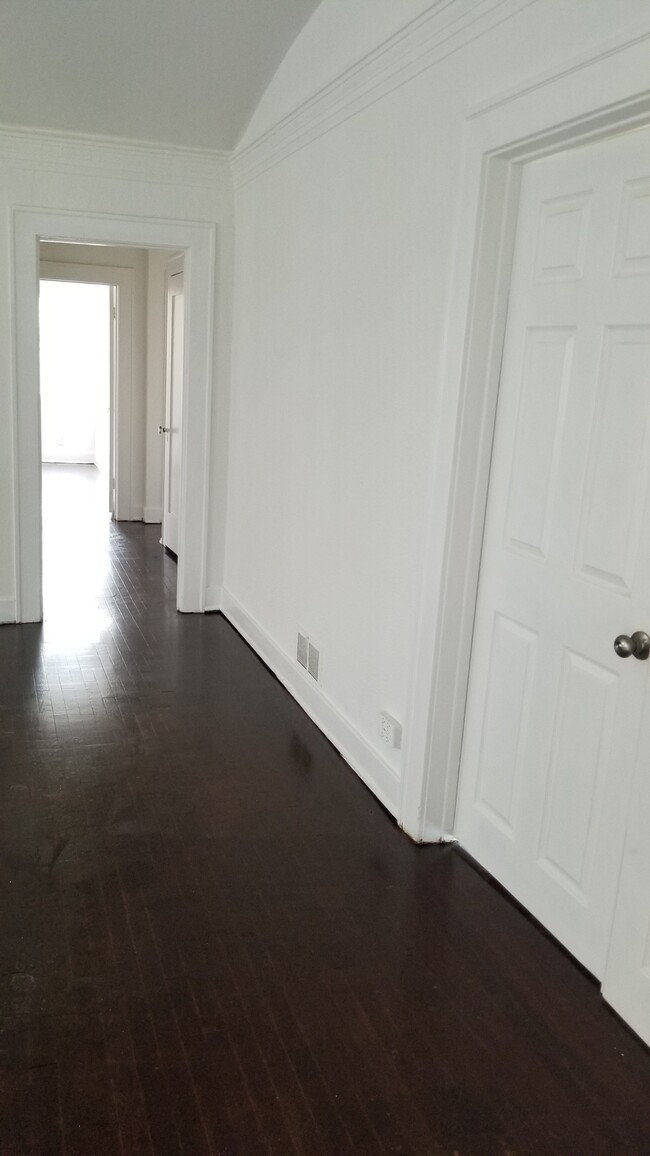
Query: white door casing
xmin=456 ymin=129 xmax=650 ymax=1035
xmin=162 ymin=258 xmax=184 ymax=555
xmin=13 ymin=209 xmax=216 ymax=619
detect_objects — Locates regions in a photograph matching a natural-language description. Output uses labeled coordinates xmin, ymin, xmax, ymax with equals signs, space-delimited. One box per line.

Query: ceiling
xmin=0 ymin=0 xmax=322 ymax=151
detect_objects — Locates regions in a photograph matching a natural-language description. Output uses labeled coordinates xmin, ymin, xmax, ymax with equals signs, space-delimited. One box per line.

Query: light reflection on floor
xmin=41 ymin=463 xmax=113 ymax=649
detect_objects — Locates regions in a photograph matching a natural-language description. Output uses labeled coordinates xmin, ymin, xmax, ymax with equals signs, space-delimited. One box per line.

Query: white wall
xmin=0 ymin=131 xmax=232 ymax=623
xmin=227 ymin=0 xmax=650 ymax=831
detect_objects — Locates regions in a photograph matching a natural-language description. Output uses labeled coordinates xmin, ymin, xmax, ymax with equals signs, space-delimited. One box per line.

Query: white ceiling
xmin=0 ymin=0 xmax=323 ymax=151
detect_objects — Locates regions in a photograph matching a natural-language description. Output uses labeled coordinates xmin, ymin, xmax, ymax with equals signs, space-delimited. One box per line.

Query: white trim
xmin=221 ymin=589 xmax=402 ymax=818
xmin=205 ymin=583 xmax=222 ymax=612
xmin=13 ymin=208 xmax=217 ymax=621
xmin=40 ymin=260 xmax=135 ymax=521
xmin=0 ymin=122 xmax=228 ymax=183
xmin=400 ymin=31 xmax=650 ymax=842
xmin=468 ymin=18 xmax=650 ymax=121
xmin=0 ymin=600 xmax=17 ymax=624
xmin=232 ymin=0 xmax=536 ymax=187
xmin=143 ymin=505 xmax=162 ymax=524
xmin=41 ymin=454 xmax=95 ymax=464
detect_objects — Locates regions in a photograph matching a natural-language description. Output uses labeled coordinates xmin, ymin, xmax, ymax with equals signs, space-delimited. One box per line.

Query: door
xmin=161 ymin=257 xmax=184 ymax=555
xmin=455 ymin=128 xmax=650 ymax=1038
xmin=108 ymin=285 xmax=117 ymax=516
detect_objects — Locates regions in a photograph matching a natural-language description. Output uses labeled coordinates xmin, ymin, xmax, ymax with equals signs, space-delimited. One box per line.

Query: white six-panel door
xmin=455 ymin=128 xmax=650 ymax=1041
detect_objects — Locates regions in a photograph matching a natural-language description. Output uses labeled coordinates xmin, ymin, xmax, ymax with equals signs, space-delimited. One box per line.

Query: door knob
xmin=158 ymin=425 xmax=169 ymax=434
xmin=614 ymin=631 xmax=650 ymax=660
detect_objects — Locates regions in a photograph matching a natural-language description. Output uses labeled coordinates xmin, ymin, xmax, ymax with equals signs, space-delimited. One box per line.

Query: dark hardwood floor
xmin=1 ymin=464 xmax=650 ymax=1155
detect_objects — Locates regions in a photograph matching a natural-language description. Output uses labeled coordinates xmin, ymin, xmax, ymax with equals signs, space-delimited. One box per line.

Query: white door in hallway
xmin=162 ymin=258 xmax=184 ymax=555
xmin=455 ymin=128 xmax=650 ymax=1041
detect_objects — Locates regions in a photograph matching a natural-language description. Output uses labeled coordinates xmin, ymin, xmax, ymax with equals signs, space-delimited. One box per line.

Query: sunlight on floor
xmin=41 ymin=463 xmax=114 ymax=650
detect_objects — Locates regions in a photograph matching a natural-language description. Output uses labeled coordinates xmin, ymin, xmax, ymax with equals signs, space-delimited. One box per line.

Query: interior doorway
xmin=14 ymin=210 xmax=217 ymax=621
xmin=454 ymin=125 xmax=650 ymax=1047
xmin=39 ymin=277 xmax=113 ymax=500
xmin=36 ymin=243 xmax=180 ymax=627
xmin=38 ymin=275 xmax=114 ymax=622
xmin=161 ymin=254 xmax=184 ymax=556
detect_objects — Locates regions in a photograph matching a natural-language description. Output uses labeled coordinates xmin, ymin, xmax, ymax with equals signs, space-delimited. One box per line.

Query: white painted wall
xmin=3 ymin=0 xmax=650 ymax=841
xmin=0 ymin=132 xmax=232 ymax=624
xmin=227 ymin=0 xmax=650 ymax=831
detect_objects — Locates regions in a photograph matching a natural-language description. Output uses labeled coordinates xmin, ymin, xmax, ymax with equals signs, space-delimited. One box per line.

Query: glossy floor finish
xmin=1 ymin=465 xmax=650 ymax=1155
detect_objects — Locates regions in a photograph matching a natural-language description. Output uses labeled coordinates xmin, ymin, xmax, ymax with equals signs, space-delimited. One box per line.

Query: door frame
xmin=161 ymin=253 xmax=185 ymax=553
xmin=13 ymin=209 xmax=216 ymax=621
xmin=39 ymin=261 xmax=134 ymax=520
xmin=400 ymin=31 xmax=650 ymax=842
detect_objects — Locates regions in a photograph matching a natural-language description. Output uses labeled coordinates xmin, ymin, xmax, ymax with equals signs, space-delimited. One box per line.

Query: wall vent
xmin=297 ymin=632 xmax=309 ymax=669
xmin=307 ymin=642 xmax=320 ymax=681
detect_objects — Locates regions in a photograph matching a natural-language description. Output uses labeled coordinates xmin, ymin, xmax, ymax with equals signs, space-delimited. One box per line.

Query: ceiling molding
xmin=231 ymin=0 xmax=538 ymax=188
xmin=468 ymin=18 xmax=650 ymax=121
xmin=0 ymin=123 xmax=229 ymax=185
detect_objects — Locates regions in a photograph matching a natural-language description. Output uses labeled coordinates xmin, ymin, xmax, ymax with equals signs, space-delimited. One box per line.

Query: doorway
xmin=161 ymin=255 xmax=184 ymax=556
xmin=38 ymin=275 xmax=114 ymax=622
xmin=39 ymin=280 xmax=112 ymax=480
xmin=13 ymin=210 xmax=216 ymax=621
xmin=455 ymin=127 xmax=650 ymax=1046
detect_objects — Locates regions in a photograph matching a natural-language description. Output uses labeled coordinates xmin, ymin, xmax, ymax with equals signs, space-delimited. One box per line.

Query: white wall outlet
xmin=379 ymin=710 xmax=402 ymax=749
xmin=297 ymin=631 xmax=309 ymax=669
xmin=307 ymin=641 xmax=320 ymax=681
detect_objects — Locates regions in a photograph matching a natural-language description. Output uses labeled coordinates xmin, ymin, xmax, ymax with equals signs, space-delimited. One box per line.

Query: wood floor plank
xmin=1 ymin=464 xmax=649 ymax=1155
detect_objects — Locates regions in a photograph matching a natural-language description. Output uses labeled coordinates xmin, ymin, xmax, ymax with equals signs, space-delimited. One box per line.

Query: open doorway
xmin=38 ymin=276 xmax=114 ymax=624
xmin=160 ymin=254 xmax=184 ymax=558
xmin=39 ymin=279 xmax=112 ymax=485
xmin=14 ymin=210 xmax=217 ymax=622
xmin=36 ymin=242 xmax=180 ymax=636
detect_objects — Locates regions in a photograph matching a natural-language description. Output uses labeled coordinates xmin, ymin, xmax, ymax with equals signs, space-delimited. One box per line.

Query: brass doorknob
xmin=614 ymin=631 xmax=650 ymax=660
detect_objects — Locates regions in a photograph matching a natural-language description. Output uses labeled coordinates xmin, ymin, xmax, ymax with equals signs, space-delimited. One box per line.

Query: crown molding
xmin=0 ymin=123 xmax=229 ymax=185
xmin=231 ymin=0 xmax=538 ymax=188
xmin=469 ymin=17 xmax=650 ymax=121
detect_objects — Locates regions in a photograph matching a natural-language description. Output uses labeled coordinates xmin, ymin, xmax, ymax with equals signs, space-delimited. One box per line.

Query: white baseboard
xmin=0 ymin=598 xmax=16 ymax=624
xmin=42 ymin=454 xmax=94 ymax=464
xmin=143 ymin=505 xmax=162 ymax=524
xmin=421 ymin=821 xmax=456 ymax=846
xmin=221 ymin=588 xmax=401 ymax=819
xmin=130 ymin=504 xmax=143 ymax=521
xmin=205 ymin=583 xmax=222 ymax=612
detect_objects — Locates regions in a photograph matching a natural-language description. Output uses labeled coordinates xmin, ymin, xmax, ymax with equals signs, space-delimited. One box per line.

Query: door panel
xmin=576 ymin=329 xmax=650 ymax=590
xmin=474 ymin=613 xmax=537 ymax=836
xmin=504 ymin=327 xmax=574 ymax=558
xmin=536 ymin=650 xmax=618 ymax=902
xmin=456 ymin=129 xmax=650 ymax=1014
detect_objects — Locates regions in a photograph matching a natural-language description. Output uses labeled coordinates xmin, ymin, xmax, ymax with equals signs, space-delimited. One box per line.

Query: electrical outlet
xmin=307 ymin=641 xmax=319 ymax=681
xmin=379 ymin=711 xmax=402 ymax=749
xmin=297 ymin=632 xmax=309 ymax=669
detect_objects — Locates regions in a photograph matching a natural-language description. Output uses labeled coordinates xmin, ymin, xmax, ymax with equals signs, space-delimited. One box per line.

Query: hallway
xmin=1 ymin=466 xmax=650 ymax=1154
